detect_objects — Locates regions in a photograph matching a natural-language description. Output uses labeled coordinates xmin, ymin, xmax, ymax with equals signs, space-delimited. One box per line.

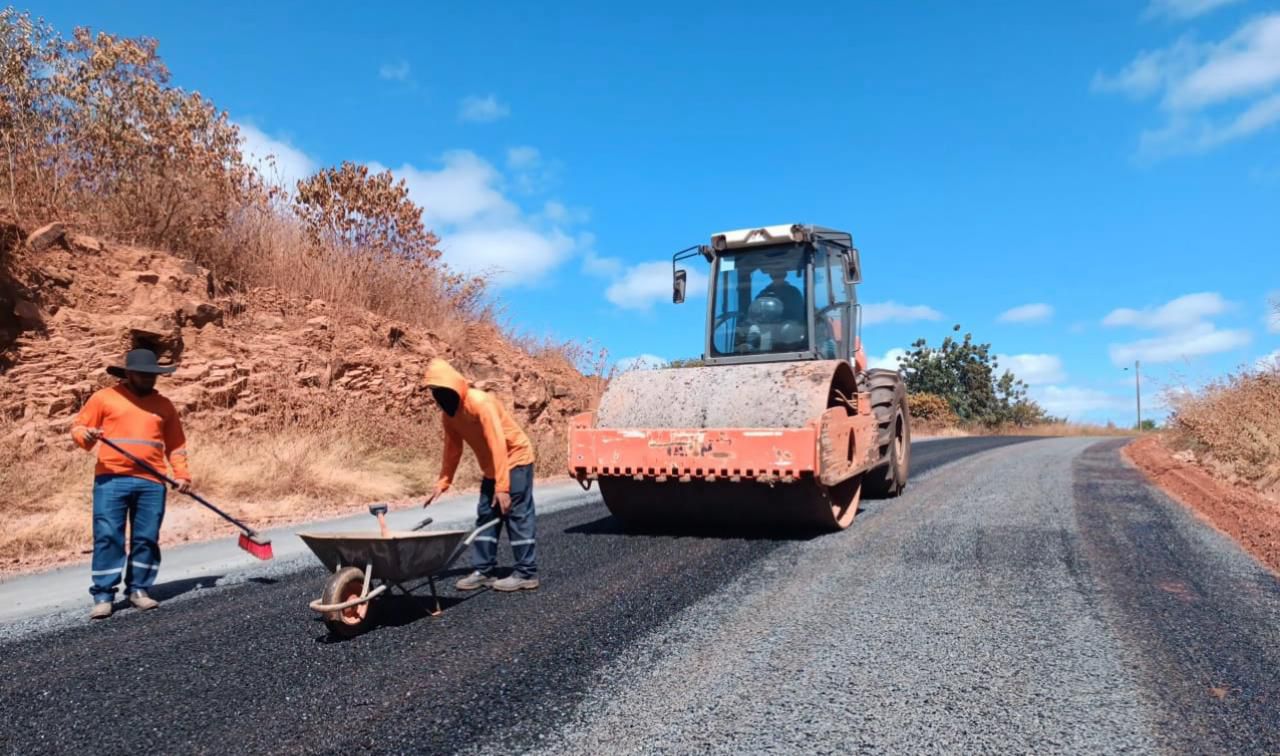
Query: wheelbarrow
xmin=299 ymin=504 xmax=499 ymax=638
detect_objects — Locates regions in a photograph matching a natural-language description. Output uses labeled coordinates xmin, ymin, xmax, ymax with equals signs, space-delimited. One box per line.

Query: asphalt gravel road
xmin=1 ymin=436 xmax=1277 ymax=754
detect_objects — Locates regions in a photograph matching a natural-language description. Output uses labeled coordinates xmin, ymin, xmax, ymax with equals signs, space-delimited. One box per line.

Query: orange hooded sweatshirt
xmin=424 ymin=358 xmax=534 ymax=493
xmin=70 ymin=384 xmax=190 ymax=484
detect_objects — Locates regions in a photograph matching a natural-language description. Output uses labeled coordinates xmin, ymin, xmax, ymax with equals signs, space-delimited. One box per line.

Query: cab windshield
xmin=709 ymin=244 xmax=809 ymax=357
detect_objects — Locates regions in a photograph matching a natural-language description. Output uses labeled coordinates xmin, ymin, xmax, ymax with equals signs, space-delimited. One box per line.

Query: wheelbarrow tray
xmin=298 ymin=529 xmax=469 ymax=583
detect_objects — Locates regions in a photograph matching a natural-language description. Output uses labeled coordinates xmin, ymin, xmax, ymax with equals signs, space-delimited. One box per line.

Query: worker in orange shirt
xmin=421 ymin=358 xmax=538 ymax=592
xmin=71 ymin=349 xmax=192 ymax=620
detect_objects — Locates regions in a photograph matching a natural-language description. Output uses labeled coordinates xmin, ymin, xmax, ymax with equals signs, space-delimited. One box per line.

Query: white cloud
xmin=374 ymin=151 xmax=516 ymax=227
xmin=606 ymin=261 xmax=708 ymax=311
xmin=1268 ymin=297 xmax=1280 ymax=333
xmin=1104 ymin=291 xmax=1250 ymax=365
xmin=1093 ymin=38 xmax=1206 ymax=98
xmin=997 ymin=303 xmax=1053 ymax=324
xmin=507 ymin=146 xmax=541 ymax=169
xmin=1145 ymin=0 xmax=1243 ymax=21
xmin=1108 ymin=321 xmax=1251 ymax=364
xmin=861 ymin=301 xmax=943 ymax=325
xmin=868 ymin=347 xmax=907 ymax=371
xmin=1034 ymin=386 xmax=1130 ymax=420
xmin=235 ymin=122 xmax=318 ymax=189
xmin=543 ymin=200 xmax=589 ymax=225
xmin=582 ymin=250 xmax=623 ymax=278
xmin=441 ymin=226 xmax=574 ymax=284
xmin=378 ymin=60 xmax=411 ymax=82
xmin=615 ymin=354 xmax=668 ymax=372
xmin=1256 ymin=348 xmax=1280 ymax=370
xmin=458 ymin=94 xmax=510 ymax=123
xmin=1095 ymin=12 xmax=1280 ymax=153
xmin=1102 ymin=291 xmax=1231 ymax=329
xmin=1169 ymin=15 xmax=1280 ymax=110
xmin=372 ymin=149 xmax=590 ymax=287
xmin=996 ymin=354 xmax=1066 ymax=385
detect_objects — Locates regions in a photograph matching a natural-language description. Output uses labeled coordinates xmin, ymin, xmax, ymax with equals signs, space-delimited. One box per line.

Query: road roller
xmin=568 ymin=223 xmax=911 ymax=531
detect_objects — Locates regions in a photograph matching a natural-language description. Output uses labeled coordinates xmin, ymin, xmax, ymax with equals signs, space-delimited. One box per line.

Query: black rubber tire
xmin=862 ymin=369 xmax=911 ymax=499
xmin=322 ymin=566 xmax=374 ymax=639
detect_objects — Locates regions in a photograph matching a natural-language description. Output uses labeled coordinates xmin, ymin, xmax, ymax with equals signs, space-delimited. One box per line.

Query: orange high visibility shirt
xmin=423 ymin=359 xmax=534 ymax=493
xmin=71 ymin=384 xmax=190 ymax=483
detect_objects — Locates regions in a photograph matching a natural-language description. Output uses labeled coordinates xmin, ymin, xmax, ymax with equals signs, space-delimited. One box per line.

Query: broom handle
xmin=97 ymin=436 xmax=257 ymax=536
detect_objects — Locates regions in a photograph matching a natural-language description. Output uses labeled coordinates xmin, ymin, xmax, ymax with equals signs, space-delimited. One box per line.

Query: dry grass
xmin=912 ymin=421 xmax=1138 ymax=438
xmin=0 ymin=392 xmax=577 ymax=574
xmin=996 ymin=422 xmax=1138 ymax=437
xmin=203 ymin=205 xmax=487 ymax=346
xmin=0 ymin=405 xmax=493 ymax=574
xmin=0 ymin=430 xmax=93 ymax=569
xmin=1168 ymin=365 xmax=1280 ymax=490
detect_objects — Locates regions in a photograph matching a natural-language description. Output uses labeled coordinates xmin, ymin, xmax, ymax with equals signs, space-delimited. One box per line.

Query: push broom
xmin=98 ymin=437 xmax=274 ymax=560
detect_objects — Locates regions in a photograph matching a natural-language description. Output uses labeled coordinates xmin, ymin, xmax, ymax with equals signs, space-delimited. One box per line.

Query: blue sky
xmin=29 ymin=0 xmax=1280 ymax=423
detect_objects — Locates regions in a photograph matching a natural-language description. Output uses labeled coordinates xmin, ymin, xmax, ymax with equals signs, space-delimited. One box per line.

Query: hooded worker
xmin=70 ymin=348 xmax=191 ymax=620
xmin=421 ymin=358 xmax=538 ymax=591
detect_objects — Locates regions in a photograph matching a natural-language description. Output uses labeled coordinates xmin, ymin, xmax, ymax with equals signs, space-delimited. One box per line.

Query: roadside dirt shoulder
xmin=1124 ymin=435 xmax=1280 ymax=575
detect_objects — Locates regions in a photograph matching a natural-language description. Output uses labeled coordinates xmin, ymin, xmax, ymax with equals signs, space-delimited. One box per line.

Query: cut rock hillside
xmin=0 ymin=220 xmax=592 ymax=451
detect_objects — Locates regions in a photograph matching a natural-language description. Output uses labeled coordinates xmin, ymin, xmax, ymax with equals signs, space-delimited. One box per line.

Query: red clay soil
xmin=1125 ymin=435 xmax=1280 ymax=575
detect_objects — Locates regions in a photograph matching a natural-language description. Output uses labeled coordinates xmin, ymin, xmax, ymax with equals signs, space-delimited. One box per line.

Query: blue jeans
xmin=90 ymin=474 xmax=166 ymax=602
xmin=472 ymin=464 xmax=536 ymax=578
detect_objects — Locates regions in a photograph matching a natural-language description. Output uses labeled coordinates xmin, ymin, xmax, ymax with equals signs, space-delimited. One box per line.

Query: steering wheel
xmin=713 ymin=311 xmax=739 ymax=331
xmin=815 ymin=304 xmax=845 ymax=358
xmin=712 ymin=312 xmax=753 ymax=353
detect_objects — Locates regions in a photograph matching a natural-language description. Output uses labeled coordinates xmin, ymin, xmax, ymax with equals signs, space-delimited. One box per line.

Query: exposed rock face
xmin=25 ymin=223 xmax=66 ymax=253
xmin=0 ymin=222 xmax=593 ymax=450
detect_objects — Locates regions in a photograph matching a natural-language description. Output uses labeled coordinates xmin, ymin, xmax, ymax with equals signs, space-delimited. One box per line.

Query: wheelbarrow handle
xmin=441 ymin=518 xmax=502 ymax=573
xmin=465 ymin=518 xmax=502 ymax=545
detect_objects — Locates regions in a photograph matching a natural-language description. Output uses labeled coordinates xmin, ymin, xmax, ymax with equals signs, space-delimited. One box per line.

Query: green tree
xmin=667 ymin=357 xmax=706 ymax=368
xmin=897 ymin=324 xmax=1056 ymax=427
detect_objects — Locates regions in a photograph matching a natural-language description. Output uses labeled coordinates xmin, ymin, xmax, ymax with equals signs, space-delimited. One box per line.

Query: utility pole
xmin=1124 ymin=360 xmax=1143 ymax=430
xmin=1134 ymin=360 xmax=1142 ymax=430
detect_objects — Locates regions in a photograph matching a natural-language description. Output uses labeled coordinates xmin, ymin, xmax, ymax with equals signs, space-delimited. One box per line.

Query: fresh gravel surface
xmin=502 ymin=438 xmax=1280 ymax=755
xmin=2 ymin=436 xmax=1276 ymax=754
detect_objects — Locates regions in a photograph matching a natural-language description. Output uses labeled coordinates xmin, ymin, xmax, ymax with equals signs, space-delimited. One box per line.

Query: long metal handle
xmin=441 ymin=518 xmax=501 ymax=573
xmin=97 ymin=436 xmax=258 ymax=537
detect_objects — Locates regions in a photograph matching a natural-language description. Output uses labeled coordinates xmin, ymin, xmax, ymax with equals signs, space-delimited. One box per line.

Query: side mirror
xmin=673 ymin=269 xmax=687 ymax=304
xmin=844 ymin=249 xmax=862 ymax=285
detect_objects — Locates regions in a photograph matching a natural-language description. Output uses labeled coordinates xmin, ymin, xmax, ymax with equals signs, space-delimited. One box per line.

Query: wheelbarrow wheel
xmin=322 ymin=566 xmax=375 ymax=638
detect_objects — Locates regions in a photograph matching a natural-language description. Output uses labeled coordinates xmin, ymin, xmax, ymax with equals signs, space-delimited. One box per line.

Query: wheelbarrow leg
xmin=429 ymin=576 xmax=442 ymax=617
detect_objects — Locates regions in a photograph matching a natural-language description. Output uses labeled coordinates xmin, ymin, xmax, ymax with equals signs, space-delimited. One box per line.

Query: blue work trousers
xmin=90 ymin=474 xmax=166 ymax=602
xmin=472 ymin=463 xmax=536 ymax=578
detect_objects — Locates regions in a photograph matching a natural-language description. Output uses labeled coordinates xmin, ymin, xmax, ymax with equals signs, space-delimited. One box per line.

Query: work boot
xmin=492 ymin=574 xmax=539 ymax=592
xmin=90 ymin=601 xmax=113 ymax=620
xmin=129 ymin=591 xmax=159 ymax=611
xmin=455 ymin=571 xmax=495 ymax=591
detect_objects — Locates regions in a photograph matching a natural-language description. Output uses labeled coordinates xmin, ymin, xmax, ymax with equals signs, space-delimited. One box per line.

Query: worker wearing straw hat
xmin=70 ymin=348 xmax=192 ymax=620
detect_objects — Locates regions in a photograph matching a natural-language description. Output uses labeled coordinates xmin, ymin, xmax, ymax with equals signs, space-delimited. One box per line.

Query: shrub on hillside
xmin=906 ymin=391 xmax=958 ymax=426
xmin=898 ymin=324 xmax=1056 ymax=427
xmin=0 ymin=9 xmax=259 ymax=251
xmin=292 ymin=161 xmax=487 ymax=317
xmin=1170 ymin=366 xmax=1280 ymax=488
xmin=294 ymin=162 xmax=440 ymax=263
